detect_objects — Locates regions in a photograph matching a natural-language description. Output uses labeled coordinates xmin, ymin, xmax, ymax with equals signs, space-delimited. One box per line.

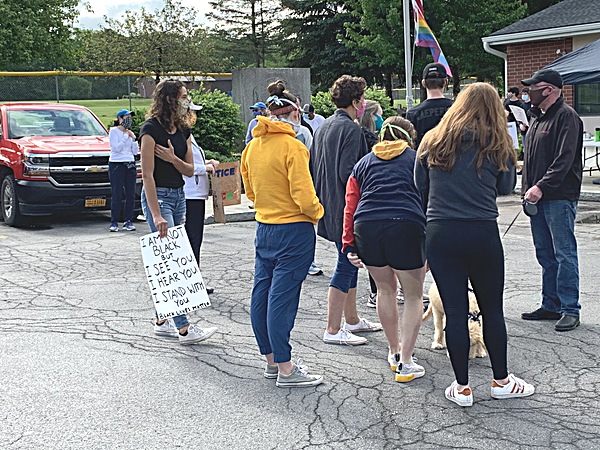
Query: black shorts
xmin=354 ymin=219 xmax=426 ymax=270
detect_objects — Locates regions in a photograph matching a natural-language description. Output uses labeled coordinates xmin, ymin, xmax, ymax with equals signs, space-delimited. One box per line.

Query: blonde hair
xmin=418 ymin=82 xmax=517 ymax=171
xmin=355 ymin=100 xmax=380 ymax=131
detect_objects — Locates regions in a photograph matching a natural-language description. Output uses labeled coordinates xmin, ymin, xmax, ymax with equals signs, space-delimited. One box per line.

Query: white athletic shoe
xmin=491 ymin=374 xmax=535 ymax=399
xmin=154 ymin=319 xmax=179 ymax=338
xmin=323 ymin=328 xmax=367 ymax=345
xmin=445 ymin=381 xmax=473 ymax=407
xmin=343 ymin=318 xmax=382 ymax=333
xmin=179 ymin=324 xmax=217 ymax=345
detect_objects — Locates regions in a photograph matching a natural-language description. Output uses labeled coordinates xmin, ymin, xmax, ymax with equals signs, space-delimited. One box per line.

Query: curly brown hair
xmin=330 ymin=75 xmax=366 ymax=108
xmin=146 ymin=79 xmax=194 ymax=131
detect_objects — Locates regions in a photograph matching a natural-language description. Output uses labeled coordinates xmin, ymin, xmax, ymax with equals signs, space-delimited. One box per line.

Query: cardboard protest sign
xmin=140 ymin=225 xmax=210 ymax=320
xmin=211 ymin=175 xmax=226 ymax=224
xmin=213 ymin=161 xmax=241 ymax=206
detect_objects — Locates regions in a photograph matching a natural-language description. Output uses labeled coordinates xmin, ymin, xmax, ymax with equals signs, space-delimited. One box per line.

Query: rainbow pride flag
xmin=412 ymin=0 xmax=452 ymax=77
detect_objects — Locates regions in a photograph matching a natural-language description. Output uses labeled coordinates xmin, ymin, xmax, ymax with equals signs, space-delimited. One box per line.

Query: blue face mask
xmin=253 ymin=110 xmax=261 ymax=117
xmin=374 ymin=114 xmax=384 ymax=131
xmin=522 ymin=94 xmax=529 ymax=101
xmin=303 ymin=113 xmax=310 ymax=120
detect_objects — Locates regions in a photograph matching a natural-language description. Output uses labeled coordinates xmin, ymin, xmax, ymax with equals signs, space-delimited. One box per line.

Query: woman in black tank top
xmin=139 ymin=79 xmax=217 ymax=345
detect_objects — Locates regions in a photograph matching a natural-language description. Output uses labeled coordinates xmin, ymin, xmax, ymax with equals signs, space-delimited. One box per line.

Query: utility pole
xmin=403 ymin=0 xmax=413 ymax=111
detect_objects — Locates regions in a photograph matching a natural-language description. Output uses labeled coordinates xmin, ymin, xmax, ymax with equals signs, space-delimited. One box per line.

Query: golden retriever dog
xmin=422 ymin=282 xmax=487 ymax=359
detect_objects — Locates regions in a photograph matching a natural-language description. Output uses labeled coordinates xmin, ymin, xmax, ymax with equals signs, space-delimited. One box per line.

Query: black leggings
xmin=426 ymin=220 xmax=508 ymax=385
xmin=185 ymin=199 xmax=206 ymax=265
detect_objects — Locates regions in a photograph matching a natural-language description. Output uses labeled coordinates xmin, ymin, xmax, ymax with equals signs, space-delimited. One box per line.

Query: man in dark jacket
xmin=520 ymin=69 xmax=583 ymax=332
xmin=310 ymin=75 xmax=382 ymax=345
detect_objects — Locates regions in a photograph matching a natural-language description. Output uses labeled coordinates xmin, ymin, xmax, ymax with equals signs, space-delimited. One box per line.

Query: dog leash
xmin=502 ymin=209 xmax=522 ymax=238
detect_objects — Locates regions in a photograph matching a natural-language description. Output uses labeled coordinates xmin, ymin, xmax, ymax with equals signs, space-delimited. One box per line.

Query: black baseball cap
xmin=521 ymin=69 xmax=563 ymax=88
xmin=303 ymin=104 xmax=315 ymax=113
xmin=423 ymin=63 xmax=448 ymax=79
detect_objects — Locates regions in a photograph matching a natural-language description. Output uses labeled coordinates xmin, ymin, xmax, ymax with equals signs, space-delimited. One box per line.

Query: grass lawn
xmin=393 ymin=99 xmax=421 ymax=109
xmin=61 ymin=99 xmax=152 ymax=126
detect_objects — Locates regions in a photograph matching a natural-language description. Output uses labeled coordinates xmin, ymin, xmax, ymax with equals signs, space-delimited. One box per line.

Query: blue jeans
xmin=141 ymin=186 xmax=189 ymax=328
xmin=250 ymin=222 xmax=315 ymax=363
xmin=530 ymin=199 xmax=580 ymax=317
xmin=329 ymin=242 xmax=358 ymax=293
xmin=109 ymin=162 xmax=136 ymax=223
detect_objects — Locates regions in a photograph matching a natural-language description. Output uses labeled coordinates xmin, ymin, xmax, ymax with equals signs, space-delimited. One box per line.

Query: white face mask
xmin=277 ymin=117 xmax=301 ymax=134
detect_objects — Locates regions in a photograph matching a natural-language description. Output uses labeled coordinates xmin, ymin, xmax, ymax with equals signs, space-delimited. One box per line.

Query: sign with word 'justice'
xmin=140 ymin=225 xmax=210 ymax=320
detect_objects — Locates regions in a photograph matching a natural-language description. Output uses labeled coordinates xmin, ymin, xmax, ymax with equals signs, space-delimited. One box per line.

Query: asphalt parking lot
xmin=1 ymin=196 xmax=600 ymax=449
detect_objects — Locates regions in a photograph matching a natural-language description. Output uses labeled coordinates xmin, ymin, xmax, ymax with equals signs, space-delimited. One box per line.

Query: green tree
xmin=311 ymin=88 xmax=395 ymax=118
xmin=279 ymin=0 xmax=385 ymax=93
xmin=83 ymin=0 xmax=215 ymax=81
xmin=0 ymin=0 xmax=79 ymax=69
xmin=189 ymin=88 xmax=246 ymax=159
xmin=426 ymin=0 xmax=527 ymax=96
xmin=62 ymin=76 xmax=93 ymax=99
xmin=207 ymin=0 xmax=280 ymax=68
xmin=342 ymin=0 xmax=404 ymax=100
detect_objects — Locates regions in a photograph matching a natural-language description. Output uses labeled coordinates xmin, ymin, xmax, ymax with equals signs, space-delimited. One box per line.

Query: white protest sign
xmin=509 ymin=105 xmax=529 ymax=126
xmin=507 ymin=122 xmax=519 ymax=149
xmin=140 ymin=225 xmax=210 ymax=320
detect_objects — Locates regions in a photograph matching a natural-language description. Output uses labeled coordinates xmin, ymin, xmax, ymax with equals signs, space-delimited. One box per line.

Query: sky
xmin=77 ymin=0 xmax=211 ymax=29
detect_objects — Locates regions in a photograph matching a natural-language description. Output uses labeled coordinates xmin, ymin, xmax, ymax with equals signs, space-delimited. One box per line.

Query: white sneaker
xmin=179 ymin=324 xmax=217 ymax=345
xmin=388 ymin=352 xmax=401 ymax=371
xmin=445 ymin=381 xmax=473 ymax=407
xmin=491 ymin=374 xmax=535 ymax=399
xmin=154 ymin=319 xmax=178 ymax=338
xmin=323 ymin=328 xmax=367 ymax=345
xmin=395 ymin=361 xmax=425 ymax=383
xmin=343 ymin=318 xmax=382 ymax=333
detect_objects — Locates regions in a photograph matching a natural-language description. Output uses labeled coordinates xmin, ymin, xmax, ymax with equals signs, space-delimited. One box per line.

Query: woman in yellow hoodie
xmin=241 ymin=80 xmax=324 ymax=388
xmin=342 ymin=116 xmax=427 ymax=383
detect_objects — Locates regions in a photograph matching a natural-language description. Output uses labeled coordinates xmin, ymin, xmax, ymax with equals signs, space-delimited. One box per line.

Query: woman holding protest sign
xmin=241 ymin=80 xmax=324 ymax=388
xmin=140 ymin=79 xmax=217 ymax=345
xmin=415 ymin=82 xmax=534 ymax=406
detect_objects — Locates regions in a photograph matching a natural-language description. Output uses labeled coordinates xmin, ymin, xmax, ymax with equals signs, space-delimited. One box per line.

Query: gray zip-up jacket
xmin=414 ymin=134 xmax=516 ymax=221
xmin=310 ymin=110 xmax=368 ymax=242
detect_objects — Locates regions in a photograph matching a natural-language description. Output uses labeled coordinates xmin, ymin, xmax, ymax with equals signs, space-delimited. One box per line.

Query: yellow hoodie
xmin=241 ymin=116 xmax=324 ymax=225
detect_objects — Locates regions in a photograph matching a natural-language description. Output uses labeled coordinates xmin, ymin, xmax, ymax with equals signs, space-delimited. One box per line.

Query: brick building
xmin=482 ymin=0 xmax=600 ymax=132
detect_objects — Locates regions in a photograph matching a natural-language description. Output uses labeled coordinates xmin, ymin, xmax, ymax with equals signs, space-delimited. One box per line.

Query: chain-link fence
xmin=0 ymin=74 xmax=146 ymax=102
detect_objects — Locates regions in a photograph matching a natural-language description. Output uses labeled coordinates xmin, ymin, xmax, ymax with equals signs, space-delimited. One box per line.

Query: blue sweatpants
xmin=250 ymin=221 xmax=315 ymax=363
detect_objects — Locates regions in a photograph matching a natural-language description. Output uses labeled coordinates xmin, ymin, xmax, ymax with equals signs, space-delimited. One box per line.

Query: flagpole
xmin=403 ymin=0 xmax=413 ymax=111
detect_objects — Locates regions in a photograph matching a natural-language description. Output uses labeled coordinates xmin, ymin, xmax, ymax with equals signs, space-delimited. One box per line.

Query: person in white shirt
xmin=303 ymin=104 xmax=325 ymax=132
xmin=108 ymin=109 xmax=139 ymax=232
xmin=183 ymin=102 xmax=219 ymax=294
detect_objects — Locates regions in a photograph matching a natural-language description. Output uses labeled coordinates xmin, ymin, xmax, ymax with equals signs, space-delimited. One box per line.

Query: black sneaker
xmin=367 ymin=293 xmax=377 ymax=308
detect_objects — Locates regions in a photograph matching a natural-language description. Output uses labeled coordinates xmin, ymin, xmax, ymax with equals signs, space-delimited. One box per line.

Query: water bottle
xmin=596 ymin=128 xmax=600 ymax=142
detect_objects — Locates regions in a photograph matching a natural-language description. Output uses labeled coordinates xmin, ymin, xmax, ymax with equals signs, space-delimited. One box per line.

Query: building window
xmin=575 ymin=84 xmax=600 ymax=115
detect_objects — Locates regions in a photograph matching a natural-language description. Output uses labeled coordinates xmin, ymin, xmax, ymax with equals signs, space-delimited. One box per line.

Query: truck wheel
xmin=1 ymin=175 xmax=25 ymax=226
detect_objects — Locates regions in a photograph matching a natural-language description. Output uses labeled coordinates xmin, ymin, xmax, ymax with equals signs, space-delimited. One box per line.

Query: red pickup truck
xmin=0 ymin=103 xmax=141 ymax=226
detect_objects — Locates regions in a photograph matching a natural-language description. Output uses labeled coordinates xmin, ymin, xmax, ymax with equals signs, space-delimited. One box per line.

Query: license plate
xmin=85 ymin=197 xmax=106 ymax=207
